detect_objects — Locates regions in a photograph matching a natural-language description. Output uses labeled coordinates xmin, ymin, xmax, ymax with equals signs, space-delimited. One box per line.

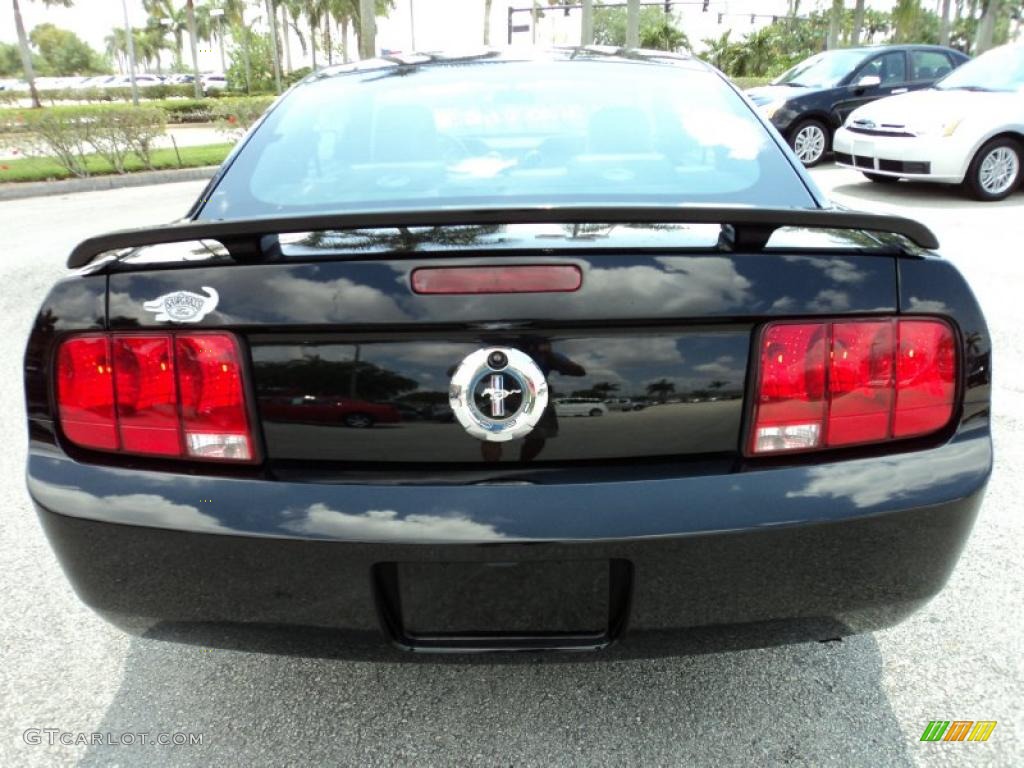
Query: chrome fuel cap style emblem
xmin=449 ymin=347 xmax=549 ymax=442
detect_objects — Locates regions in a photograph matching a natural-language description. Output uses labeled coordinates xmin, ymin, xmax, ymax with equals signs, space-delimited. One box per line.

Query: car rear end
xmin=24 ymin=52 xmax=991 ymax=658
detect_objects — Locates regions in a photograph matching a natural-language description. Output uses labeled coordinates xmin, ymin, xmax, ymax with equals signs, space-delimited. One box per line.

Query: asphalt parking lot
xmin=1 ymin=165 xmax=1020 ymax=767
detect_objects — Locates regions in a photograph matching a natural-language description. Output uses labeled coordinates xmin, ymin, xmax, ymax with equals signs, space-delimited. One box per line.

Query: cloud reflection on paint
xmin=785 ymin=440 xmax=987 ymax=509
xmin=282 ymin=503 xmax=507 ymax=542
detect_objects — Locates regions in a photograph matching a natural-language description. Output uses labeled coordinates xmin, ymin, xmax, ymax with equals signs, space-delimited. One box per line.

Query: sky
xmin=2 ymin=1 xmax=908 ymax=74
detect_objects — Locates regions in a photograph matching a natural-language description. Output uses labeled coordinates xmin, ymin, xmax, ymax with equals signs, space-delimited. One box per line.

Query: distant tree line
xmin=705 ymin=1 xmax=1023 ymax=79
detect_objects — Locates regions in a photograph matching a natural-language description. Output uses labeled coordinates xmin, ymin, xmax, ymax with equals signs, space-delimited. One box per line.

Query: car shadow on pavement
xmin=829 ymin=179 xmax=1024 ymax=210
xmin=79 ymin=632 xmax=914 ymax=767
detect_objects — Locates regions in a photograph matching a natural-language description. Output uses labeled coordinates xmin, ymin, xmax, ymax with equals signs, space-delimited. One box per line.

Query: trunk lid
xmin=105 ymin=225 xmax=900 ymax=467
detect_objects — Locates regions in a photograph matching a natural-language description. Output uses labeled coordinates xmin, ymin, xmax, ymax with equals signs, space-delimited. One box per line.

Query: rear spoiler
xmin=67 ymin=205 xmax=939 ymax=269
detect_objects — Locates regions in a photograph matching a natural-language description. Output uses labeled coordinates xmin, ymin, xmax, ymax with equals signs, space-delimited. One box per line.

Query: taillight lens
xmin=176 ymin=334 xmax=253 ymax=460
xmin=56 ymin=336 xmax=117 ymax=451
xmin=750 ymin=318 xmax=956 ymax=455
xmin=894 ymin=320 xmax=956 ymax=438
xmin=753 ymin=323 xmax=827 ymax=453
xmin=828 ymin=321 xmax=895 ymax=447
xmin=55 ymin=332 xmax=255 ymax=462
xmin=113 ymin=335 xmax=179 ymax=456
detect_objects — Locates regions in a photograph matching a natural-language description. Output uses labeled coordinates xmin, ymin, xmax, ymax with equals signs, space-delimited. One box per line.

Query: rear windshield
xmin=201 ymin=59 xmax=814 ymax=218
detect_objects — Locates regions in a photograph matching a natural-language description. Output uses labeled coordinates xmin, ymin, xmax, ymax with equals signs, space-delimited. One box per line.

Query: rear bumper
xmin=28 ymin=429 xmax=991 ymax=659
xmin=833 ymin=128 xmax=968 ymax=182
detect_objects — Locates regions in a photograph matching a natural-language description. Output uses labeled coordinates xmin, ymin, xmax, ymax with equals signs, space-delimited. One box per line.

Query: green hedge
xmin=34 ymin=83 xmax=199 ymax=103
xmin=16 ymin=104 xmax=167 ymax=177
xmin=0 ymin=96 xmax=275 ymax=133
xmin=733 ymin=76 xmax=772 ymax=90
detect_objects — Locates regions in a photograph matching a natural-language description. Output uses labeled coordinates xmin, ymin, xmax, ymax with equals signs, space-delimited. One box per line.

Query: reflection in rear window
xmin=201 ymin=59 xmax=814 ymax=218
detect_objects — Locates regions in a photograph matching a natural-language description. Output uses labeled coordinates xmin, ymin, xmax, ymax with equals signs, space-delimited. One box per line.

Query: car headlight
xmin=758 ymin=100 xmax=787 ymax=119
xmin=906 ymin=117 xmax=963 ymax=137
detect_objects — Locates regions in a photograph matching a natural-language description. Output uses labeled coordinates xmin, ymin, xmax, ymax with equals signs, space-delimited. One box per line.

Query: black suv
xmin=747 ymin=44 xmax=969 ymax=166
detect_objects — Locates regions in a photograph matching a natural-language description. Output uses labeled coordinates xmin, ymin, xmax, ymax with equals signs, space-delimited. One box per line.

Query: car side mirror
xmin=855 ymin=75 xmax=881 ymax=89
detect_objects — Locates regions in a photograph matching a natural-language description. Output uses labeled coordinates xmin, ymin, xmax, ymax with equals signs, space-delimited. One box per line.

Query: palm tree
xmin=939 ymin=0 xmax=953 ymax=46
xmin=646 ymin=379 xmax=675 ymax=404
xmin=141 ymin=17 xmax=172 ymax=73
xmin=351 ymin=0 xmax=393 ymax=59
xmin=284 ymin=1 xmax=308 ymax=64
xmin=144 ymin=1 xmax=187 ymax=67
xmin=891 ymin=0 xmax=921 ymax=43
xmin=133 ymin=27 xmax=165 ymax=73
xmin=827 ymin=0 xmax=844 ymax=49
xmin=279 ymin=2 xmax=292 ymax=72
xmin=214 ymin=0 xmax=248 ymax=84
xmin=851 ymin=0 xmax=866 ymax=45
xmin=322 ymin=0 xmax=336 ymax=65
xmin=625 ymin=0 xmax=640 ymax=47
xmin=701 ymin=30 xmax=734 ymax=72
xmin=304 ymin=0 xmax=324 ymax=69
xmin=730 ymin=27 xmax=774 ymax=77
xmin=328 ymin=0 xmax=355 ymax=65
xmin=975 ymin=0 xmax=1005 ymax=54
xmin=13 ymin=0 xmax=74 ymax=108
xmin=184 ymin=0 xmax=202 ymax=96
xmin=105 ymin=27 xmax=129 ymax=74
xmin=641 ymin=18 xmax=689 ymax=51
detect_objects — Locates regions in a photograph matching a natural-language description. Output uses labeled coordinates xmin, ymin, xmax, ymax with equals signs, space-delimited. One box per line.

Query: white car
xmin=553 ymin=398 xmax=608 ymax=417
xmin=201 ymin=74 xmax=227 ymax=93
xmin=834 ymin=44 xmax=1024 ymax=200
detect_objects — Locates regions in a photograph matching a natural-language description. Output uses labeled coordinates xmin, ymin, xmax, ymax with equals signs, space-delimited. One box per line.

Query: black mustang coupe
xmin=25 ymin=50 xmax=991 ymax=659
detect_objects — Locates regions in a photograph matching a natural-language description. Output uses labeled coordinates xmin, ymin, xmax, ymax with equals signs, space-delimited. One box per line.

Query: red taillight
xmin=56 ymin=336 xmax=117 ymax=451
xmin=894 ymin=320 xmax=956 ymax=438
xmin=55 ymin=332 xmax=255 ymax=462
xmin=750 ymin=318 xmax=956 ymax=455
xmin=176 ymin=334 xmax=252 ymax=460
xmin=828 ymin=321 xmax=895 ymax=447
xmin=113 ymin=335 xmax=180 ymax=456
xmin=411 ymin=265 xmax=583 ymax=294
xmin=752 ymin=323 xmax=827 ymax=453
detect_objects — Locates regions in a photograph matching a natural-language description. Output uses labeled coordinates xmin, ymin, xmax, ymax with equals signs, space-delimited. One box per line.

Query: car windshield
xmin=201 ymin=58 xmax=813 ymax=218
xmin=936 ymin=45 xmax=1024 ymax=92
xmin=773 ymin=49 xmax=867 ymax=88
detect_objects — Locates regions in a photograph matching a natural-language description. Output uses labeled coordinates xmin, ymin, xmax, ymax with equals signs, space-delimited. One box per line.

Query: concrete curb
xmin=0 ymin=165 xmax=218 ymax=201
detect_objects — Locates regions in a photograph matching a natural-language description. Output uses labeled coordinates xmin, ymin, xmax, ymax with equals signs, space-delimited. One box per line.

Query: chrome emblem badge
xmin=143 ymin=286 xmax=219 ymax=323
xmin=449 ymin=347 xmax=549 ymax=442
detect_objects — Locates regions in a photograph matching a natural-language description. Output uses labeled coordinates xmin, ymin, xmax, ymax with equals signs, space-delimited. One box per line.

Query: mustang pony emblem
xmin=479 ymin=380 xmax=523 ymax=415
xmin=449 ymin=348 xmax=548 ymax=442
xmin=143 ymin=287 xmax=219 ymax=323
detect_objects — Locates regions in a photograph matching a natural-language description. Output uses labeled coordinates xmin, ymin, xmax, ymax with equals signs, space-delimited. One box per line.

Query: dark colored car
xmin=747 ymin=45 xmax=969 ymax=166
xmin=26 ymin=49 xmax=990 ymax=660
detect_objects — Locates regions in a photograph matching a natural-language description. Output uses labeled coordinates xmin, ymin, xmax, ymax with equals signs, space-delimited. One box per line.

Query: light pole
xmin=120 ymin=0 xmax=139 ymax=106
xmin=410 ymin=0 xmax=416 ymax=51
xmin=210 ymin=8 xmax=227 ymax=75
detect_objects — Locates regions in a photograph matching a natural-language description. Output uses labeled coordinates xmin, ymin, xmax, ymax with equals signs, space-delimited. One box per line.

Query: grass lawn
xmin=0 ymin=143 xmax=233 ymax=183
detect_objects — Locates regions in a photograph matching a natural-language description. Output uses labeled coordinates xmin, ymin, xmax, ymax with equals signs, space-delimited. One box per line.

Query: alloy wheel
xmin=793 ymin=124 xmax=826 ymax=165
xmin=979 ymin=146 xmax=1019 ymax=196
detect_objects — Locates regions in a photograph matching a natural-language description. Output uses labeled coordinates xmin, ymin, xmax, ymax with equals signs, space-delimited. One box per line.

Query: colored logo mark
xmin=920 ymin=721 xmax=997 ymax=742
